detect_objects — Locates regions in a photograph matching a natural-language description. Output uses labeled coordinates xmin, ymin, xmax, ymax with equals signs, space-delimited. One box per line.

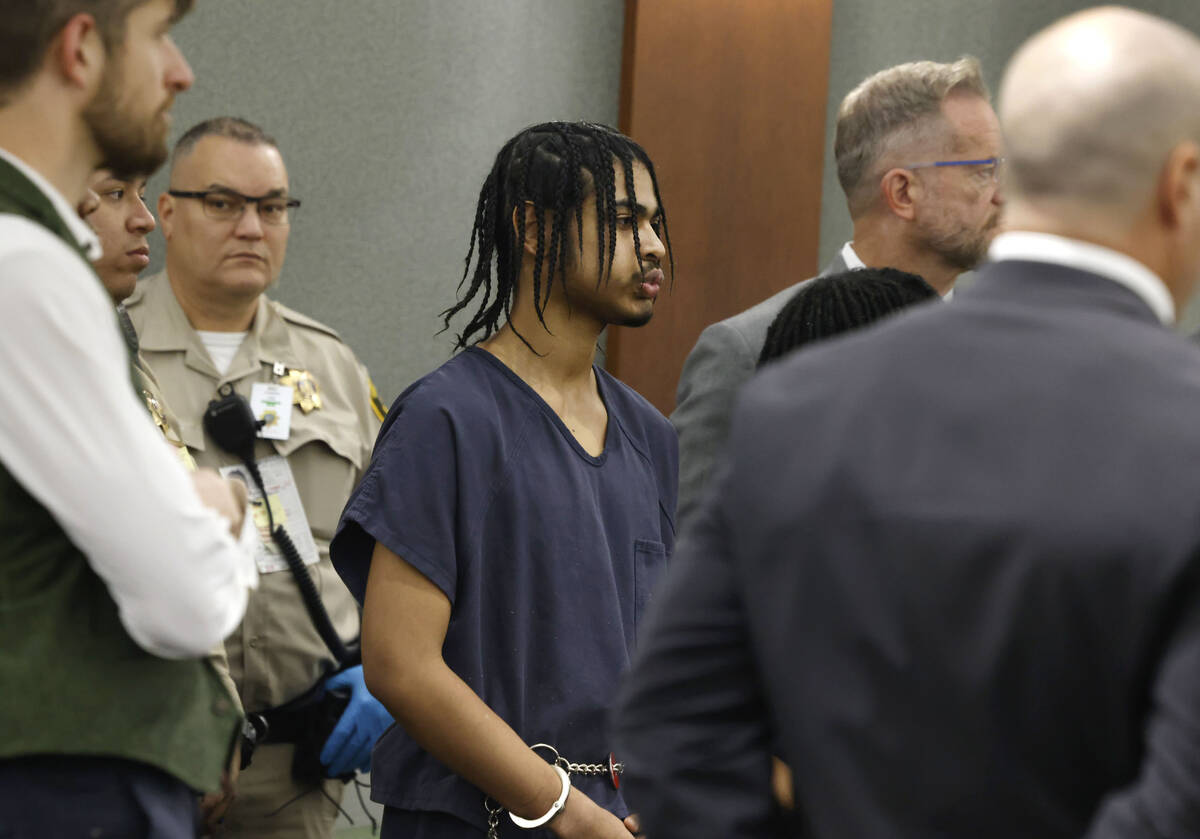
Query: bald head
xmin=1000 ymin=6 xmax=1200 ymax=228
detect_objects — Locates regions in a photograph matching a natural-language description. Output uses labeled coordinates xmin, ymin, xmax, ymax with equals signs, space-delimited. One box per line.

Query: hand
xmin=198 ymin=741 xmax=240 ymax=836
xmin=549 ymin=788 xmax=637 ymax=838
xmin=191 ymin=469 xmax=248 ymax=537
xmin=319 ymin=665 xmax=393 ymax=777
xmin=771 ymin=756 xmax=794 ymax=810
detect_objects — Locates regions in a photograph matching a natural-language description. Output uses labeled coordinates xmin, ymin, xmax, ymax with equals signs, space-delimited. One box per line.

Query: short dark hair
xmin=758 ymin=267 xmax=938 ymax=367
xmin=0 ymin=0 xmax=193 ymax=102
xmin=170 ymin=116 xmax=279 ymax=172
xmin=441 ymin=121 xmax=673 ymax=351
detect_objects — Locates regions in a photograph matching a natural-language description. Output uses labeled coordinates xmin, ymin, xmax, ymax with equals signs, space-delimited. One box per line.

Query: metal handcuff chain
xmin=564 ymin=760 xmax=625 ymax=776
xmin=532 ymin=742 xmax=626 ymax=780
xmin=484 ymin=744 xmax=625 ymax=838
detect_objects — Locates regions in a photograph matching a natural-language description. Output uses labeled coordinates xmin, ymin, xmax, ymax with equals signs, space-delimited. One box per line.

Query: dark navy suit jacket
xmin=616 ymin=259 xmax=1200 ymax=838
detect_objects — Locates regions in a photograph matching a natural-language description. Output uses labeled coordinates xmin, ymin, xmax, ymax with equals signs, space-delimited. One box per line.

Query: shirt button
xmin=248 ymin=637 xmax=261 ymax=648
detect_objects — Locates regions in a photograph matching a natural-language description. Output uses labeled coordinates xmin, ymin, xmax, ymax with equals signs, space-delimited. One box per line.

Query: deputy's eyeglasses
xmin=905 ymin=157 xmax=1005 ymax=184
xmin=167 ymin=188 xmax=301 ymax=225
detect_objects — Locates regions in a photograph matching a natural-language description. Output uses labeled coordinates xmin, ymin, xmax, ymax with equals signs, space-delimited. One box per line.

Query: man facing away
xmin=671 ymin=57 xmax=1004 ymax=531
xmin=124 ymin=116 xmax=391 ymax=839
xmin=0 ymin=2 xmax=256 ymax=837
xmin=330 ymin=121 xmax=678 ymax=838
xmin=617 ymin=7 xmax=1200 ymax=838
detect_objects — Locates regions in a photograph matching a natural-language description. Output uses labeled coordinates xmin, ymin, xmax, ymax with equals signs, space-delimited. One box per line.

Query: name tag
xmin=220 ymin=455 xmax=320 ymax=574
xmin=250 ymin=383 xmax=294 ymax=441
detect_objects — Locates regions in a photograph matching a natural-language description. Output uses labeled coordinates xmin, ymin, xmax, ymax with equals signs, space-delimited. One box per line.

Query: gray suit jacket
xmin=620 ymin=260 xmax=1200 ymax=839
xmin=670 ymin=249 xmax=850 ymax=531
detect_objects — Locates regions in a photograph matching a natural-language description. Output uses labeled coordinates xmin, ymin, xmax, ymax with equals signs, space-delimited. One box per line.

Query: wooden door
xmin=609 ymin=0 xmax=834 ymax=414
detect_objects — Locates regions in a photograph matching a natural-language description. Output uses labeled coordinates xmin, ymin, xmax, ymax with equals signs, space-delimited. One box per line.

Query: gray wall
xmin=151 ymin=1 xmax=1200 ymax=403
xmin=148 ymin=0 xmax=625 ymax=404
xmin=819 ymin=0 xmax=1200 ymax=329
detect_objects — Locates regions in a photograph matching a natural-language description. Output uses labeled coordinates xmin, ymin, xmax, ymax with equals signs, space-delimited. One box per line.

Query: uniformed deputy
xmin=126 ymin=116 xmax=392 ymax=839
xmin=83 ymin=168 xmax=196 ymax=467
xmin=82 ymin=165 xmax=248 ymax=834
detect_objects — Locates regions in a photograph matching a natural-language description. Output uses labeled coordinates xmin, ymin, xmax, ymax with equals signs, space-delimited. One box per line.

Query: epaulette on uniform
xmin=272 ymin=299 xmax=344 ymax=343
xmin=271 ymin=298 xmax=387 ymax=421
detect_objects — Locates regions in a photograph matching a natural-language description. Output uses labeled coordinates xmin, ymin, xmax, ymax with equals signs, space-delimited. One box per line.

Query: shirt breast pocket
xmin=270 ymin=418 xmax=365 ymax=542
xmin=633 ymin=538 xmax=668 ymax=637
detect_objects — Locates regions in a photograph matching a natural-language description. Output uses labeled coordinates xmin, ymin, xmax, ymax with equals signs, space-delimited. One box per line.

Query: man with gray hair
xmin=617 ymin=6 xmax=1200 ymax=838
xmin=671 ymin=57 xmax=1003 ymax=531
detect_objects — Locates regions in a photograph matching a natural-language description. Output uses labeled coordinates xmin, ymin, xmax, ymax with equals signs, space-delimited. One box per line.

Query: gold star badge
xmin=143 ymin=390 xmax=170 ymax=436
xmin=278 ymin=367 xmax=322 ymax=413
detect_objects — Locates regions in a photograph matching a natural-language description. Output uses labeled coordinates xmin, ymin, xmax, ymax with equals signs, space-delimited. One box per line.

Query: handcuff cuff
xmin=484 ymin=743 xmax=624 ymax=837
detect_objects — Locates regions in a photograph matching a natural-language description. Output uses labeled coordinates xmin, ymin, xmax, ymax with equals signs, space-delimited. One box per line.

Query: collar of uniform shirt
xmin=0 ymin=147 xmax=102 ymax=260
xmin=989 ymin=230 xmax=1174 ymax=325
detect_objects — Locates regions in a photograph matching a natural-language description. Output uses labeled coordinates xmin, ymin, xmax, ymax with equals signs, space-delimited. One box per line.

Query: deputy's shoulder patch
xmin=273 ymin=300 xmax=343 ymax=342
xmin=369 ymin=378 xmax=388 ymax=422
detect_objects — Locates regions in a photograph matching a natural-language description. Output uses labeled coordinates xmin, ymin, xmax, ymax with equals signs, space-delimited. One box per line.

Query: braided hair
xmin=758 ymin=267 xmax=938 ymax=367
xmin=442 ymin=122 xmax=673 ymax=351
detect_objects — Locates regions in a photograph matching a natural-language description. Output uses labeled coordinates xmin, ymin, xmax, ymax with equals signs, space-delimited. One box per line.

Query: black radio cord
xmin=203 ymin=382 xmax=351 ymax=667
xmin=242 ymin=459 xmax=350 ymax=665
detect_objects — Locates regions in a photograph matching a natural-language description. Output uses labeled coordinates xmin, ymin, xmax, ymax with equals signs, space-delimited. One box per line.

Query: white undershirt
xmin=989 ymin=231 xmax=1174 ymax=324
xmin=0 ymin=147 xmax=256 ymax=659
xmin=198 ymin=331 xmax=249 ymax=376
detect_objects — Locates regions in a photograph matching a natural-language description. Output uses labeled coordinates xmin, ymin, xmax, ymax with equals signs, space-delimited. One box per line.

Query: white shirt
xmin=841 ymin=241 xmax=865 ymax=270
xmin=0 ymin=147 xmax=254 ymax=659
xmin=198 ymin=330 xmax=248 ymax=376
xmin=989 ymin=231 xmax=1175 ymax=324
xmin=841 ymin=240 xmax=955 ymax=301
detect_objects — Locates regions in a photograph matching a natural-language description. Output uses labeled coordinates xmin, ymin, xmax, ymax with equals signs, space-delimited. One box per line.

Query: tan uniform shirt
xmin=120 ymin=306 xmax=242 ymax=713
xmin=125 ymin=273 xmax=379 ymax=712
xmin=131 ymin=354 xmax=197 ymax=471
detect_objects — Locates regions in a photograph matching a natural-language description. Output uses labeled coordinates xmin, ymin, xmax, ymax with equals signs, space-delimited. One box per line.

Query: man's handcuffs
xmin=484 ymin=743 xmax=624 ymax=837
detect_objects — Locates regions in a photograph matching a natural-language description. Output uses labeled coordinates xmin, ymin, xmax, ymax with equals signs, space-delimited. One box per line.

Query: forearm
xmin=362 ymin=542 xmax=627 ymax=837
xmin=0 ymin=255 xmax=251 ymax=657
xmin=368 ymin=655 xmax=566 ymax=819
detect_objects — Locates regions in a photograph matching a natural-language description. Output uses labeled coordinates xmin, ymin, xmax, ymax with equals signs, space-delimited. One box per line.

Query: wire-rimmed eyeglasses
xmin=904 ymin=157 xmax=1005 ymax=184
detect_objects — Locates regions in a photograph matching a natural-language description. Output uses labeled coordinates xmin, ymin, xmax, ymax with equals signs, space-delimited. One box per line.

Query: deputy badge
xmin=277 ymin=367 xmax=322 ymax=414
xmin=143 ymin=390 xmax=170 ymax=436
xmin=143 ymin=389 xmax=196 ymax=470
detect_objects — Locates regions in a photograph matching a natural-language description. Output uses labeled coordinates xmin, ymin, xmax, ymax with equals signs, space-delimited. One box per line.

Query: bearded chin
xmin=927 ymin=224 xmax=994 ymax=273
xmin=82 ymin=69 xmax=169 ymax=176
xmin=942 ymin=237 xmax=990 ymax=272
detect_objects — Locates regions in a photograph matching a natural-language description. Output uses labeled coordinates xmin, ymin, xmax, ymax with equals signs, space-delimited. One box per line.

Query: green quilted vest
xmin=0 ymin=155 xmax=242 ymax=792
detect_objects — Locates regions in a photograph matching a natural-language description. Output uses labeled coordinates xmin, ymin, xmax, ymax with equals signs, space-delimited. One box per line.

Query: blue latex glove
xmin=319 ymin=665 xmax=393 ymax=777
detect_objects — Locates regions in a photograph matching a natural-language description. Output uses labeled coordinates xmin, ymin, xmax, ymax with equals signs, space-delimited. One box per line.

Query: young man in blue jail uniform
xmin=331 ymin=122 xmax=677 ymax=839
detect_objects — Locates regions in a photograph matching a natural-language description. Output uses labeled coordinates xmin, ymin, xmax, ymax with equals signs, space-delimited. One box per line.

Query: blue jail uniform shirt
xmin=330 ymin=347 xmax=678 ymax=833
